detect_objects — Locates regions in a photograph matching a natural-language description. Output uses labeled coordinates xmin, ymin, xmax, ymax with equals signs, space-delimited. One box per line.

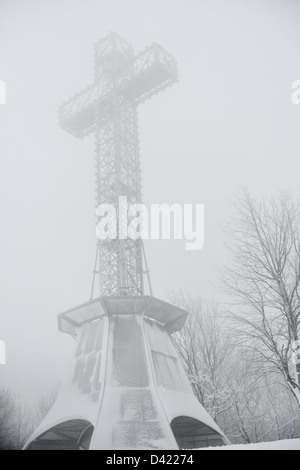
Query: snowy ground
xmin=203 ymin=439 xmax=300 ymax=450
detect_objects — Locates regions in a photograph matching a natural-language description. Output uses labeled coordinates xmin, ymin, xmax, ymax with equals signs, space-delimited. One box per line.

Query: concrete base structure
xmin=25 ymin=297 xmax=228 ymax=450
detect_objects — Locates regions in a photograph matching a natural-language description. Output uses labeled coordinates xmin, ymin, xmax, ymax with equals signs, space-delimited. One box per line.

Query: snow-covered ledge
xmin=201 ymin=439 xmax=300 ymax=450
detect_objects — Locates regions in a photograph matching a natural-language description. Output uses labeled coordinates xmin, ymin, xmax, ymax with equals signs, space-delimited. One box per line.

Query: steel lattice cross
xmin=59 ymin=32 xmax=178 ymax=297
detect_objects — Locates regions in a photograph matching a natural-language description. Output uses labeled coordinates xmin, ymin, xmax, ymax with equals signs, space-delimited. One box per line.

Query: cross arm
xmin=120 ymin=44 xmax=178 ymax=104
xmin=59 ymin=44 xmax=178 ymax=139
xmin=59 ymin=81 xmax=112 ymax=139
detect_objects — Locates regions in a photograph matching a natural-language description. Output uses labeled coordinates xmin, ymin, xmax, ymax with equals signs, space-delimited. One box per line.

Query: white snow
xmin=202 ymin=439 xmax=300 ymax=450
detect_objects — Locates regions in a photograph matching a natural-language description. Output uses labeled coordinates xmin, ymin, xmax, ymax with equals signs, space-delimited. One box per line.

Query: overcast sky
xmin=0 ymin=0 xmax=300 ymax=403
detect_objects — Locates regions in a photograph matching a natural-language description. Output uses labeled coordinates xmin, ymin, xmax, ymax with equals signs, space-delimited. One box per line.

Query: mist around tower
xmin=1 ymin=0 xmax=300 ymax=454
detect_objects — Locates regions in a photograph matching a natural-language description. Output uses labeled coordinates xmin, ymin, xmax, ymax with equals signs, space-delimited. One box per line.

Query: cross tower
xmin=24 ymin=34 xmax=228 ymax=451
xmin=59 ymin=32 xmax=178 ymax=297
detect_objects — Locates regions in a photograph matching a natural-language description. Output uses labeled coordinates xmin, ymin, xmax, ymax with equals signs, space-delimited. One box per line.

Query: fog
xmin=0 ymin=0 xmax=299 ymax=403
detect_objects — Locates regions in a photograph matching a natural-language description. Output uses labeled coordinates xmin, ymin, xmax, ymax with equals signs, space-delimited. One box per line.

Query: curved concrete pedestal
xmin=25 ymin=297 xmax=228 ymax=450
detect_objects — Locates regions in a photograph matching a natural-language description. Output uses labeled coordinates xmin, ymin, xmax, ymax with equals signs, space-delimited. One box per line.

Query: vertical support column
xmin=93 ymin=34 xmax=144 ymax=297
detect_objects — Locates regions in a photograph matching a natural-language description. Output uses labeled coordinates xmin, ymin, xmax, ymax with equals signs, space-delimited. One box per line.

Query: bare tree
xmin=223 ymin=190 xmax=300 ymax=406
xmin=12 ymin=401 xmax=34 ymax=450
xmin=0 ymin=388 xmax=34 ymax=450
xmin=222 ymin=371 xmax=300 ymax=444
xmin=34 ymin=388 xmax=58 ymax=427
xmin=171 ymin=292 xmax=240 ymax=421
xmin=0 ymin=388 xmax=16 ymax=450
xmin=171 ymin=291 xmax=300 ymax=444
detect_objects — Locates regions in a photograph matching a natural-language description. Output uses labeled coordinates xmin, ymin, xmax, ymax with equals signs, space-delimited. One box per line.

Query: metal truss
xmin=59 ymin=32 xmax=178 ymax=297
